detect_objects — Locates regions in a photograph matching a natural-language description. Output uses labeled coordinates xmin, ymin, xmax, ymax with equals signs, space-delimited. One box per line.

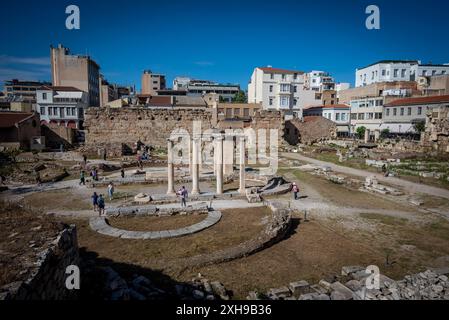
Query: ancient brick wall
xmin=285 ymin=116 xmax=337 ymax=145
xmin=421 ymin=106 xmax=449 ymax=154
xmin=83 ymin=108 xmax=286 ymax=157
xmin=84 ymin=107 xmax=214 ymax=157
xmin=0 ymin=226 xmax=79 ymax=300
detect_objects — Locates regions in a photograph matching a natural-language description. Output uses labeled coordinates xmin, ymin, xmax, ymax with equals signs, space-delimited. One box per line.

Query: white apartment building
xmin=304 ymin=71 xmax=335 ymax=91
xmin=383 ymin=95 xmax=449 ymax=133
xmin=356 ymin=60 xmax=449 ymax=87
xmin=248 ymin=67 xmax=321 ymax=119
xmin=36 ymin=86 xmax=88 ymax=129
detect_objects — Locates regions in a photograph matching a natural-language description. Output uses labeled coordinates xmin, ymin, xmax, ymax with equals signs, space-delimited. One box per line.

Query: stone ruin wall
xmin=83 ymin=107 xmax=285 ymax=157
xmin=1 ymin=226 xmax=79 ymax=300
xmin=421 ymin=106 xmax=449 ymax=155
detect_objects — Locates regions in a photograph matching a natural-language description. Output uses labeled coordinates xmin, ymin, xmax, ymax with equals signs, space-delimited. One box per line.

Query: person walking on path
xmin=98 ymin=194 xmax=105 ymax=216
xmin=91 ymin=192 xmax=99 ymax=212
xmin=107 ymin=183 xmax=115 ymax=201
xmin=79 ymin=170 xmax=85 ymax=186
xmin=291 ymin=182 xmax=300 ymax=200
xmin=178 ymin=186 xmax=188 ymax=207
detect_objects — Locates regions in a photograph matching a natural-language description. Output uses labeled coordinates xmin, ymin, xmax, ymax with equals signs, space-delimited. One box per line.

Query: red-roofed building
xmin=382 ymin=95 xmax=449 ymax=133
xmin=0 ymin=111 xmax=43 ymax=150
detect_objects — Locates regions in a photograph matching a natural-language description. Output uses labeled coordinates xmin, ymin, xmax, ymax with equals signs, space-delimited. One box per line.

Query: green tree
xmin=413 ymin=121 xmax=426 ymax=133
xmin=381 ymin=129 xmax=390 ymax=139
xmin=356 ymin=126 xmax=366 ymax=139
xmin=232 ymin=91 xmax=247 ymax=103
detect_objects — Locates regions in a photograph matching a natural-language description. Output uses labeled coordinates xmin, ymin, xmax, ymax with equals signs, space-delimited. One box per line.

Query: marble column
xmin=191 ymin=137 xmax=200 ymax=195
xmin=238 ymin=136 xmax=246 ymax=195
xmin=215 ymin=134 xmax=224 ymax=195
xmin=166 ymin=139 xmax=176 ymax=195
xmin=364 ymin=129 xmax=371 ymax=143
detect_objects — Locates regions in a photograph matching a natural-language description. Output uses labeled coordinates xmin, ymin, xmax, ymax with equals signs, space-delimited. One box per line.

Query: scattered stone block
xmin=289 ymin=280 xmax=310 ymax=296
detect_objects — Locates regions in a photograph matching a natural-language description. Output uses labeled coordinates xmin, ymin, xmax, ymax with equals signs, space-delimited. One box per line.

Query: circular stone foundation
xmin=89 ymin=210 xmax=222 ymax=240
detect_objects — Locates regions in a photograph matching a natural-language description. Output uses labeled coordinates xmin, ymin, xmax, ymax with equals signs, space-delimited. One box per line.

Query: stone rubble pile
xmin=101 ymin=267 xmax=231 ymax=300
xmin=247 ymin=266 xmax=449 ymax=300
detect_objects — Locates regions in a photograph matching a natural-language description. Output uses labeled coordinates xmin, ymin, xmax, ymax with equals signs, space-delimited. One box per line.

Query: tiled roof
xmin=39 ymin=85 xmax=83 ymax=92
xmin=385 ymin=95 xmax=449 ymax=107
xmin=305 ymin=104 xmax=350 ymax=110
xmin=0 ymin=112 xmax=35 ymax=128
xmin=258 ymin=67 xmax=304 ymax=74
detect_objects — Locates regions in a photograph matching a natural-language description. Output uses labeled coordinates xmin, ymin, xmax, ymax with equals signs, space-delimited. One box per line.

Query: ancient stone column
xmin=364 ymin=129 xmax=371 ymax=143
xmin=191 ymin=137 xmax=200 ymax=195
xmin=238 ymin=136 xmax=246 ymax=195
xmin=215 ymin=134 xmax=224 ymax=195
xmin=374 ymin=129 xmax=381 ymax=142
xmin=167 ymin=139 xmax=176 ymax=195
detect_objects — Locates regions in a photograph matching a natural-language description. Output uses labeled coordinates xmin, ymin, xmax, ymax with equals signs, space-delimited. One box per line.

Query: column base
xmin=238 ymin=188 xmax=246 ymax=195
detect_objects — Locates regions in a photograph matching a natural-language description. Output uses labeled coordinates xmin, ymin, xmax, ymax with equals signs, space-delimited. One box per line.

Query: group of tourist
xmin=91 ymin=192 xmax=105 ymax=216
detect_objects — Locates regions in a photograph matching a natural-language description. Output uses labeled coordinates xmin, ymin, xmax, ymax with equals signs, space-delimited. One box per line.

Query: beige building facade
xmin=141 ymin=70 xmax=166 ymax=95
xmin=50 ymin=44 xmax=100 ymax=107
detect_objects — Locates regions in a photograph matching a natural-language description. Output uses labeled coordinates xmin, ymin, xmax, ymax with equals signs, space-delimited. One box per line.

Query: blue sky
xmin=1 ymin=0 xmax=449 ymax=90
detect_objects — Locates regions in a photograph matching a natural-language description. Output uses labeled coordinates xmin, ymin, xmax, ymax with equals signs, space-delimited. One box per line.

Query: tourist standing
xmin=98 ymin=194 xmax=105 ymax=216
xmin=178 ymin=186 xmax=188 ymax=207
xmin=79 ymin=170 xmax=86 ymax=186
xmin=121 ymin=168 xmax=125 ymax=179
xmin=91 ymin=192 xmax=99 ymax=212
xmin=292 ymin=182 xmax=300 ymax=200
xmin=108 ymin=183 xmax=115 ymax=201
xmin=83 ymin=154 xmax=87 ymax=166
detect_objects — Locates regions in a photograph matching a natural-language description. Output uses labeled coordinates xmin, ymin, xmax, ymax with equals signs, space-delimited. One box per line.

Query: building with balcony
xmin=355 ymin=60 xmax=449 ymax=87
xmin=50 ymin=44 xmax=101 ymax=107
xmin=172 ymin=77 xmax=240 ymax=102
xmin=248 ymin=67 xmax=321 ymax=119
xmin=3 ymin=80 xmax=51 ymax=103
xmin=36 ymin=86 xmax=88 ymax=129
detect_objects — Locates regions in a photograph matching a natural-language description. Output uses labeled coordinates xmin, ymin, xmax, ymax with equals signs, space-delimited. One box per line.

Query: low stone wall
xmin=89 ymin=210 xmax=221 ymax=240
xmin=0 ymin=226 xmax=79 ymax=300
xmin=179 ymin=201 xmax=292 ymax=268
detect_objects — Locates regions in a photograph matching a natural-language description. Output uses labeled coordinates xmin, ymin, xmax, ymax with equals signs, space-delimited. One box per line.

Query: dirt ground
xmin=0 ymin=202 xmax=64 ymax=287
xmin=109 ymin=214 xmax=206 ymax=232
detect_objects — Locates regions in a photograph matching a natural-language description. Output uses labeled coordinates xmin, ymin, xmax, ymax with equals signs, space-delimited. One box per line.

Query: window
xmin=422 ymin=70 xmax=427 ymax=76
xmin=372 ymin=72 xmax=375 ymax=80
xmin=432 ymin=70 xmax=437 ymax=76
xmin=375 ymin=113 xmax=382 ymax=119
xmin=270 ymin=74 xmax=274 ymax=80
xmin=281 ymin=74 xmax=286 ymax=80
xmin=293 ymin=73 xmax=298 ymax=80
xmin=418 ymin=107 xmax=422 ymax=115
xmin=60 ymin=107 xmax=64 ymax=117
xmin=42 ymin=93 xmax=47 ymax=100
xmin=382 ymin=69 xmax=386 ymax=76
xmin=280 ymin=96 xmax=289 ymax=107
xmin=408 ymin=107 xmax=412 ymax=116
xmin=358 ymin=113 xmax=365 ymax=120
xmin=293 ymin=86 xmax=297 ymax=93
xmin=40 ymin=107 xmax=45 ymax=115
xmin=234 ymin=108 xmax=240 ymax=116
xmin=269 ymin=98 xmax=273 ymax=106
xmin=400 ymin=108 xmax=404 ymax=116
xmin=386 ymin=108 xmax=390 ymax=116
xmin=336 ymin=113 xmax=340 ymax=121
xmin=293 ymin=99 xmax=297 ymax=106
xmin=401 ymin=69 xmax=406 ymax=77
xmin=443 ymin=71 xmax=447 ymax=75
xmin=393 ymin=108 xmax=397 ymax=116
xmin=280 ymin=84 xmax=290 ymax=93
xmin=341 ymin=113 xmax=346 ymax=121
xmin=394 ymin=69 xmax=399 ymax=77
xmin=243 ymin=108 xmax=249 ymax=117
xmin=269 ymin=85 xmax=273 ymax=93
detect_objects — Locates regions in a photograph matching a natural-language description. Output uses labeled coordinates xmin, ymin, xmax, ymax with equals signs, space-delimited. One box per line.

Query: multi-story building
xmin=417 ymin=74 xmax=449 ymax=96
xmin=248 ymin=67 xmax=321 ymax=119
xmin=304 ymin=71 xmax=335 ymax=91
xmin=172 ymin=77 xmax=240 ymax=102
xmin=50 ymin=44 xmax=101 ymax=107
xmin=36 ymin=86 xmax=88 ymax=129
xmin=383 ymin=95 xmax=449 ymax=134
xmin=99 ymin=76 xmax=119 ymax=107
xmin=3 ymin=80 xmax=51 ymax=102
xmin=355 ymin=60 xmax=449 ymax=87
xmin=141 ymin=70 xmax=166 ymax=95
xmin=303 ymin=104 xmax=351 ymax=135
